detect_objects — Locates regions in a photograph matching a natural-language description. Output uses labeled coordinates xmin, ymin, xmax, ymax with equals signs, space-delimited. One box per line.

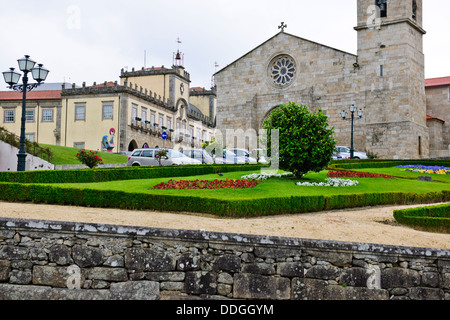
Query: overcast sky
xmin=1 ymin=0 xmax=449 ymax=89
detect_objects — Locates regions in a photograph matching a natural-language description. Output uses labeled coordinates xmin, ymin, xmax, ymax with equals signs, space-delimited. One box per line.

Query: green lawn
xmin=48 ymin=170 xmax=450 ymax=200
xmin=40 ymin=144 xmax=128 ymax=165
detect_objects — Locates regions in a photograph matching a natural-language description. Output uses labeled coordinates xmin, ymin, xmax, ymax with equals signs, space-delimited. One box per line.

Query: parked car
xmin=212 ymin=149 xmax=248 ymax=164
xmin=335 ymin=146 xmax=368 ymax=159
xmin=181 ymin=149 xmax=214 ymax=164
xmin=250 ymin=148 xmax=269 ymax=164
xmin=228 ymin=148 xmax=258 ymax=163
xmin=127 ymin=148 xmax=202 ymax=166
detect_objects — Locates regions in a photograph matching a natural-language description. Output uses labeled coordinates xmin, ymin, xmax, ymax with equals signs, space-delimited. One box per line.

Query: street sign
xmin=162 ymin=132 xmax=167 ymax=140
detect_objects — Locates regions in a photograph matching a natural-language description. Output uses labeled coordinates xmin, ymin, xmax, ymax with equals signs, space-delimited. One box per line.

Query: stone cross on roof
xmin=278 ymin=22 xmax=287 ymax=32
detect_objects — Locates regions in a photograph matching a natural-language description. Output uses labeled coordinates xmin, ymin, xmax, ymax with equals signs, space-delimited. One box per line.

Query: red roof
xmin=425 ymin=76 xmax=450 ymax=87
xmin=426 ymin=115 xmax=445 ymax=123
xmin=0 ymin=90 xmax=61 ymax=100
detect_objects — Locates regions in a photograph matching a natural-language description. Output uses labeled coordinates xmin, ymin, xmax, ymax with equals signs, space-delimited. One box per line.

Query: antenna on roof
xmin=211 ymin=61 xmax=219 ymax=88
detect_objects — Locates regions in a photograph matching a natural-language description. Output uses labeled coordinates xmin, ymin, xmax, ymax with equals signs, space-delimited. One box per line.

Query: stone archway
xmin=128 ymin=140 xmax=138 ymax=151
xmin=260 ymin=105 xmax=281 ymax=128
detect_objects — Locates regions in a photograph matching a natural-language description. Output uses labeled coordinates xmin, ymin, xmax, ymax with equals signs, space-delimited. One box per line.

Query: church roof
xmin=425 ymin=76 xmax=450 ymax=87
xmin=215 ymin=31 xmax=357 ymax=75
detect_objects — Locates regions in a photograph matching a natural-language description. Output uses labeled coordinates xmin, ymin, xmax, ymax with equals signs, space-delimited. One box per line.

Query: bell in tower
xmin=173 ymin=37 xmax=184 ymax=67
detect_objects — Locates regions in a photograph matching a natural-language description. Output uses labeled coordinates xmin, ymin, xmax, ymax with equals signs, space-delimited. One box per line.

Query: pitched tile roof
xmin=0 ymin=90 xmax=61 ymax=100
xmin=425 ymin=76 xmax=450 ymax=87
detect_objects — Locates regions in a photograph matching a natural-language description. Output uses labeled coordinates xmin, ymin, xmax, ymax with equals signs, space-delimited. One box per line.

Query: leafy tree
xmin=262 ymin=102 xmax=336 ymax=179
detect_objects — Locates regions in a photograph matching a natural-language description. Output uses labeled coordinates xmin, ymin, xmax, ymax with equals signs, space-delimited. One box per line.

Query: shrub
xmin=263 ymin=102 xmax=336 ymax=179
xmin=76 ymin=149 xmax=103 ymax=168
xmin=152 ymin=179 xmax=261 ymax=190
xmin=393 ymin=203 xmax=450 ymax=233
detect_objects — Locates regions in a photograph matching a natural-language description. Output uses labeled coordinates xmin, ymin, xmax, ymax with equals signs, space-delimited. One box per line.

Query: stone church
xmin=215 ymin=0 xmax=448 ymax=159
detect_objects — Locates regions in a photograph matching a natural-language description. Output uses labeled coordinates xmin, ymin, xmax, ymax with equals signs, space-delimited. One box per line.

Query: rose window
xmin=270 ymin=55 xmax=296 ymax=86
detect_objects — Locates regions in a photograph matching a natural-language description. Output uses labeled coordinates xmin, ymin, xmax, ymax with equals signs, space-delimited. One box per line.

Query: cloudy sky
xmin=1 ymin=0 xmax=449 ymax=89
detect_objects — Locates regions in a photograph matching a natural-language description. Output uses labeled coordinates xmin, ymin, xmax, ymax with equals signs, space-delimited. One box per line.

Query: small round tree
xmin=262 ymin=102 xmax=336 ymax=179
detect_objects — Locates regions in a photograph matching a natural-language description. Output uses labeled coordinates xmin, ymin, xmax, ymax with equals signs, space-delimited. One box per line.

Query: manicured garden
xmin=0 ymin=162 xmax=449 ymax=228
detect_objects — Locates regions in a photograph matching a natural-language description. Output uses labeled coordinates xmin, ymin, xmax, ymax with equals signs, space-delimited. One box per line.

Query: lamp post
xmin=341 ymin=104 xmax=364 ymax=159
xmin=2 ymin=55 xmax=49 ymax=171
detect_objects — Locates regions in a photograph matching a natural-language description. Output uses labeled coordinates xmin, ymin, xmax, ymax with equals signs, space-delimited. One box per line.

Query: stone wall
xmin=0 ymin=217 xmax=448 ymax=300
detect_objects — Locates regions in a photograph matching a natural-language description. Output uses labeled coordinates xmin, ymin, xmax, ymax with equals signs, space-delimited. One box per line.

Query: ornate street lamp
xmin=341 ymin=104 xmax=364 ymax=159
xmin=2 ymin=55 xmax=49 ymax=171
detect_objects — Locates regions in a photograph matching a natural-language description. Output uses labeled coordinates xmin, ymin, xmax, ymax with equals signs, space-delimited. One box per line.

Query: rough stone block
xmin=305 ymin=265 xmax=341 ymax=280
xmin=213 ymin=254 xmax=240 ymax=273
xmin=254 ymin=246 xmax=299 ymax=259
xmin=49 ymin=244 xmax=73 ymax=266
xmin=339 ymin=267 xmax=370 ymax=287
xmin=323 ymin=285 xmax=389 ymax=300
xmin=291 ymin=278 xmax=326 ymax=300
xmin=381 ymin=268 xmax=420 ymax=288
xmin=277 ymin=262 xmax=304 ymax=277
xmin=33 ymin=265 xmax=84 ymax=288
xmin=185 ymin=271 xmax=217 ymax=295
xmin=242 ymin=263 xmax=275 ymax=275
xmin=0 ymin=260 xmax=10 ymax=282
xmin=409 ymin=287 xmax=445 ymax=300
xmin=9 ymin=270 xmax=32 ymax=285
xmin=110 ymin=281 xmax=159 ymax=300
xmin=125 ymin=248 xmax=176 ymax=272
xmin=233 ymin=273 xmax=290 ymax=300
xmin=72 ymin=245 xmax=103 ymax=268
xmin=0 ymin=245 xmax=29 ymax=260
xmin=177 ymin=253 xmax=201 ymax=271
xmin=88 ymin=267 xmax=128 ymax=282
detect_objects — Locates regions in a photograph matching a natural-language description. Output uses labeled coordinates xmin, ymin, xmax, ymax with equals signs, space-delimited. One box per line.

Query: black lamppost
xmin=341 ymin=104 xmax=364 ymax=159
xmin=2 ymin=55 xmax=49 ymax=171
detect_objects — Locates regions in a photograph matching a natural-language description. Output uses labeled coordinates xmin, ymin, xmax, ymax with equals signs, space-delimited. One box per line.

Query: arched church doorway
xmin=128 ymin=140 xmax=138 ymax=151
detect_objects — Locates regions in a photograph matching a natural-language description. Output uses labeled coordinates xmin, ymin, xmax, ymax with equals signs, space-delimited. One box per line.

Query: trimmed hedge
xmin=1 ymin=182 xmax=448 ymax=218
xmin=0 ymin=164 xmax=264 ymax=184
xmin=329 ymin=159 xmax=450 ymax=170
xmin=393 ymin=203 xmax=450 ymax=233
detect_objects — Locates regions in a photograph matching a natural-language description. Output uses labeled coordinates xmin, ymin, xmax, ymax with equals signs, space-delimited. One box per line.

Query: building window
xmin=269 ymin=55 xmax=297 ymax=87
xmin=132 ymin=104 xmax=138 ymax=124
xmin=141 ymin=107 xmax=147 ymax=123
xmin=25 ymin=133 xmax=35 ymax=142
xmin=412 ymin=0 xmax=417 ymax=20
xmin=4 ymin=110 xmax=15 ymax=123
xmin=74 ymin=142 xmax=85 ymax=149
xmin=26 ymin=109 xmax=35 ymax=122
xmin=418 ymin=136 xmax=422 ymax=156
xmin=102 ymin=103 xmax=113 ymax=120
xmin=167 ymin=117 xmax=172 ymax=131
xmin=42 ymin=109 xmax=53 ymax=122
xmin=376 ymin=0 xmax=387 ymax=18
xmin=380 ymin=65 xmax=384 ymax=77
xmin=159 ymin=114 xmax=164 ymax=132
xmin=150 ymin=112 xmax=156 ymax=126
xmin=75 ymin=103 xmax=86 ymax=121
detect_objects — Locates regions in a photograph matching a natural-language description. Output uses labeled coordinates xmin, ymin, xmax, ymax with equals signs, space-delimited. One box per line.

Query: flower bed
xmin=327 ymin=170 xmax=395 ymax=179
xmin=397 ymin=165 xmax=450 ymax=175
xmin=152 ymin=179 xmax=260 ymax=190
xmin=241 ymin=172 xmax=294 ymax=180
xmin=296 ymin=178 xmax=359 ymax=187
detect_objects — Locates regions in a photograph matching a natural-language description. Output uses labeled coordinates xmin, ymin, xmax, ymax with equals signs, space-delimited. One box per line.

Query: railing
xmin=0 ymin=126 xmax=53 ymax=163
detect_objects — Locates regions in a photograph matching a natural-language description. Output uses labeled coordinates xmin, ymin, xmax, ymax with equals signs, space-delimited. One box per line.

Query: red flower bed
xmin=327 ymin=171 xmax=395 ymax=179
xmin=152 ymin=179 xmax=261 ymax=190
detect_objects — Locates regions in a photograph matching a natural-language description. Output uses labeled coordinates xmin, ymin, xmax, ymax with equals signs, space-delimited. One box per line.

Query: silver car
xmin=181 ymin=149 xmax=214 ymax=164
xmin=127 ymin=148 xmax=202 ymax=166
xmin=335 ymin=146 xmax=368 ymax=159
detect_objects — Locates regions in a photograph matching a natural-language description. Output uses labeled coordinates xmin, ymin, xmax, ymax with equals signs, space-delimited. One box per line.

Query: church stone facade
xmin=215 ymin=0 xmax=433 ymax=159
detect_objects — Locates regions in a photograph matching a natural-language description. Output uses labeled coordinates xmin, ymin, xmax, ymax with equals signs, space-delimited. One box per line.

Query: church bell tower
xmin=355 ymin=0 xmax=428 ymax=159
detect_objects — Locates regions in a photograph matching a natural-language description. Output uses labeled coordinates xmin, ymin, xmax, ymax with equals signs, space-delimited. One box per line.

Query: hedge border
xmin=0 ymin=164 xmax=265 ymax=184
xmin=329 ymin=159 xmax=450 ymax=170
xmin=393 ymin=203 xmax=450 ymax=233
xmin=1 ymin=182 xmax=449 ymax=218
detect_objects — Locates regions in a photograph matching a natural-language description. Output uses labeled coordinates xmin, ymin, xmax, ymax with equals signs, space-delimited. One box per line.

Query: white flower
xmin=241 ymin=172 xmax=294 ymax=180
xmin=296 ymin=178 xmax=358 ymax=187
